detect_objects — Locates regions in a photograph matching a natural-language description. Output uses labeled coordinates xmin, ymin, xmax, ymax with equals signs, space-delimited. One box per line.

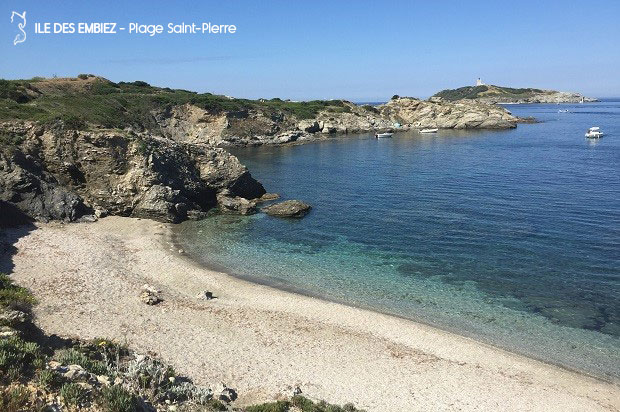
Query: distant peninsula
xmin=433 ymin=80 xmax=598 ymax=104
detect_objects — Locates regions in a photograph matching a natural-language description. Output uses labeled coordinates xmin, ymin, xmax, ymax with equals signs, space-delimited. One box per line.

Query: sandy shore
xmin=7 ymin=216 xmax=619 ymax=411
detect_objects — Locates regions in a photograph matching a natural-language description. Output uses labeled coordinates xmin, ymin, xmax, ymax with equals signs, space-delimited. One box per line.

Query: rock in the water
xmin=255 ymin=193 xmax=280 ymax=203
xmin=216 ymin=190 xmax=257 ymax=215
xmin=263 ymin=200 xmax=312 ymax=218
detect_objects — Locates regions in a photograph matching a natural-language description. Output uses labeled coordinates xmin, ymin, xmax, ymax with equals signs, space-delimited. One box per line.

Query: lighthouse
xmin=476 ymin=78 xmax=484 ymax=86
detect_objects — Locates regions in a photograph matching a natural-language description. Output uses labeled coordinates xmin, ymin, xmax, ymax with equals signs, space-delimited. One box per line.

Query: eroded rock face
xmin=0 ymin=150 xmax=90 ymax=222
xmin=0 ymin=122 xmax=265 ymax=223
xmin=263 ymin=200 xmax=312 ymax=218
xmin=380 ymin=98 xmax=518 ymax=129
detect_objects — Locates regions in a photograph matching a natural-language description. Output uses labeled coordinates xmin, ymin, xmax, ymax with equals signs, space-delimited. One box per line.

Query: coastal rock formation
xmin=381 ymin=98 xmax=519 ymax=129
xmin=263 ymin=200 xmax=312 ymax=218
xmin=151 ymin=95 xmax=517 ymax=148
xmin=433 ymin=84 xmax=598 ymax=104
xmin=0 ymin=121 xmax=265 ymax=223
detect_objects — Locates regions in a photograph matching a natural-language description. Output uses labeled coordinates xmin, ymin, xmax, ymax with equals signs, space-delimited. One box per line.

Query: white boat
xmin=420 ymin=128 xmax=438 ymax=134
xmin=585 ymin=127 xmax=603 ymax=138
xmin=558 ymin=109 xmax=569 ymax=113
xmin=375 ymin=132 xmax=393 ymax=138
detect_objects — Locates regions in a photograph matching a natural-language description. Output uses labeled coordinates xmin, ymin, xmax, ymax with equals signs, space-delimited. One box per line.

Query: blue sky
xmin=2 ymin=0 xmax=619 ymax=100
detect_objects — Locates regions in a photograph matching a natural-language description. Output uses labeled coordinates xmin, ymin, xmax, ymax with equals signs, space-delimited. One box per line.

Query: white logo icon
xmin=11 ymin=11 xmax=27 ymax=45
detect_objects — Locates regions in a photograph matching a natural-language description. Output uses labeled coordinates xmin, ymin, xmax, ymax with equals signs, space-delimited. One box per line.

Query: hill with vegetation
xmin=432 ymin=84 xmax=597 ymax=104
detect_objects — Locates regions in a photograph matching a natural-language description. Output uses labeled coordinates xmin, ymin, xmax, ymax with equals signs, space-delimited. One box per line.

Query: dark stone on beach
xmin=197 ymin=291 xmax=214 ymax=300
xmin=218 ymin=387 xmax=238 ymax=403
xmin=263 ymin=200 xmax=312 ymax=218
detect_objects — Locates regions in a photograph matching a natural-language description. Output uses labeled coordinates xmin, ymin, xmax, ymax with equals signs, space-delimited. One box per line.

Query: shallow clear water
xmin=175 ymin=101 xmax=620 ymax=380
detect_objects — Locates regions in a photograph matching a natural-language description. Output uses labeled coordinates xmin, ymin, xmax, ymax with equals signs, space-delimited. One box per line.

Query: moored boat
xmin=375 ymin=132 xmax=393 ymax=138
xmin=585 ymin=127 xmax=603 ymax=138
xmin=420 ymin=128 xmax=439 ymax=134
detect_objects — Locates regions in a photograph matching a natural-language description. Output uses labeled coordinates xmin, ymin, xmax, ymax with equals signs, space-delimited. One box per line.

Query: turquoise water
xmin=175 ymin=101 xmax=620 ymax=380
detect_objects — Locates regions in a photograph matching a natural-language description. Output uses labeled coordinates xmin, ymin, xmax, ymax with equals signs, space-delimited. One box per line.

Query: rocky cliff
xmin=0 ymin=121 xmax=265 ymax=223
xmin=433 ymin=84 xmax=598 ymax=104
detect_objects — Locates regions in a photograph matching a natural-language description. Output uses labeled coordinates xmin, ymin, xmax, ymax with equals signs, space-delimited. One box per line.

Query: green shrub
xmin=0 ymin=385 xmax=30 ymax=412
xmin=60 ymin=382 xmax=88 ymax=406
xmin=56 ymin=348 xmax=109 ymax=375
xmin=37 ymin=368 xmax=61 ymax=389
xmin=99 ymin=385 xmax=137 ymax=412
xmin=245 ymin=400 xmax=291 ymax=412
xmin=0 ymin=337 xmax=44 ymax=382
xmin=0 ymin=273 xmax=36 ymax=311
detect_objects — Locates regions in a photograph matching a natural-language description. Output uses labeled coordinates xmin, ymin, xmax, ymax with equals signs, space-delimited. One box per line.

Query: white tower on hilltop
xmin=476 ymin=78 xmax=484 ymax=86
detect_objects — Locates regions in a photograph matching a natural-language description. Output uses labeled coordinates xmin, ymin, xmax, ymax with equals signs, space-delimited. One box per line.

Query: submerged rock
xmin=263 ymin=200 xmax=312 ymax=218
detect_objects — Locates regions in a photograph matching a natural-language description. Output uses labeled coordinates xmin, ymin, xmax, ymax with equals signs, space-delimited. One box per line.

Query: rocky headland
xmin=433 ymin=84 xmax=598 ymax=104
xmin=0 ymin=75 xmax=525 ymax=223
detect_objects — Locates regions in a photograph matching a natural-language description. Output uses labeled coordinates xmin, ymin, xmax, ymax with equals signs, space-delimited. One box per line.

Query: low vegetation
xmin=0 ymin=272 xmax=365 ymax=411
xmin=0 ymin=76 xmax=351 ymax=129
xmin=433 ymin=85 xmax=546 ymax=101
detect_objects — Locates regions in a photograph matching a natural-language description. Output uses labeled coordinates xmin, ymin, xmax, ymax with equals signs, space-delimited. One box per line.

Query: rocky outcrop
xmin=380 ymin=98 xmax=519 ymax=129
xmin=0 ymin=149 xmax=90 ymax=222
xmin=0 ymin=122 xmax=265 ymax=223
xmin=263 ymin=200 xmax=312 ymax=218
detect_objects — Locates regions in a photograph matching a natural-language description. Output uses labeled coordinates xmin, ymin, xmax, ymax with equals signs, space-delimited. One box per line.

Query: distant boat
xmin=585 ymin=127 xmax=603 ymax=138
xmin=420 ymin=128 xmax=438 ymax=134
xmin=558 ymin=109 xmax=569 ymax=113
xmin=375 ymin=132 xmax=393 ymax=138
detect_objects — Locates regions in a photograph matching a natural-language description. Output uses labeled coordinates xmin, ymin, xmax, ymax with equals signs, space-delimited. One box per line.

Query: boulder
xmin=263 ymin=200 xmax=312 ymax=218
xmin=255 ymin=193 xmax=280 ymax=203
xmin=216 ymin=190 xmax=257 ymax=215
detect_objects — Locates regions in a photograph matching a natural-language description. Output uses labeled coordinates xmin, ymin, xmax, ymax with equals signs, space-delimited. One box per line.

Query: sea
xmin=174 ymin=100 xmax=620 ymax=381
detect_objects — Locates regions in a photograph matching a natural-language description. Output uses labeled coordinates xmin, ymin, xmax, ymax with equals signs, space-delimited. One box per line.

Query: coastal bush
xmin=245 ymin=400 xmax=291 ymax=412
xmin=0 ymin=273 xmax=36 ymax=311
xmin=60 ymin=382 xmax=89 ymax=407
xmin=99 ymin=385 xmax=138 ymax=412
xmin=56 ymin=348 xmax=109 ymax=375
xmin=0 ymin=385 xmax=30 ymax=412
xmin=36 ymin=368 xmax=61 ymax=389
xmin=0 ymin=336 xmax=44 ymax=382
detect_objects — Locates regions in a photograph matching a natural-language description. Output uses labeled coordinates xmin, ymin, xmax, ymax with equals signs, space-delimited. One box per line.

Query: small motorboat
xmin=585 ymin=127 xmax=603 ymax=138
xmin=375 ymin=132 xmax=393 ymax=138
xmin=558 ymin=109 xmax=569 ymax=113
xmin=420 ymin=128 xmax=438 ymax=134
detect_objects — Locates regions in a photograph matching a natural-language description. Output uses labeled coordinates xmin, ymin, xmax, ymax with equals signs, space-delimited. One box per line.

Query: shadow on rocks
xmin=0 ymin=200 xmax=37 ymax=274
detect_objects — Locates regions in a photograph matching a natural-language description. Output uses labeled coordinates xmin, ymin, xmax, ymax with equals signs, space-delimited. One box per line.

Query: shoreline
xmin=170 ymin=228 xmax=617 ymax=385
xmin=8 ymin=217 xmax=620 ymax=411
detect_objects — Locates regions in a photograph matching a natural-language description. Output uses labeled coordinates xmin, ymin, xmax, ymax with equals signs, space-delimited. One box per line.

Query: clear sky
xmin=2 ymin=0 xmax=619 ymax=101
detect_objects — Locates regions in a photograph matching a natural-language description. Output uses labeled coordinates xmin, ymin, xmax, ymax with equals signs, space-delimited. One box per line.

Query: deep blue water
xmin=175 ymin=101 xmax=620 ymax=380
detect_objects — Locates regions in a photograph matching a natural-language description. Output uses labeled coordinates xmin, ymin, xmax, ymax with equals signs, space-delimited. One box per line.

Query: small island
xmin=433 ymin=78 xmax=598 ymax=104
